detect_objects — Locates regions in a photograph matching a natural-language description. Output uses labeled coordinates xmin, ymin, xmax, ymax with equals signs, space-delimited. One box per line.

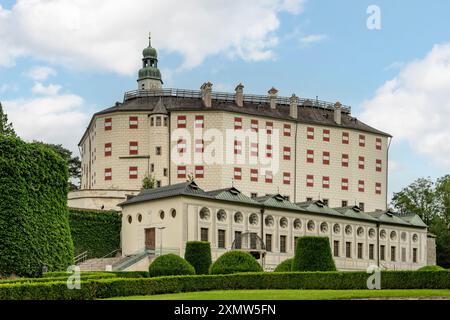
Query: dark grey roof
xmin=149 ymin=97 xmax=168 ymax=115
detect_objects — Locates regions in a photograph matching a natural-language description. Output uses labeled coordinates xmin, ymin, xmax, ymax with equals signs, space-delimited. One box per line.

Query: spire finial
xmin=148 ymin=32 xmax=152 ymax=46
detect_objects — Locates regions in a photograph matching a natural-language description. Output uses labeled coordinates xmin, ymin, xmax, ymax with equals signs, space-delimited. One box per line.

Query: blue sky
xmin=1 ymin=0 xmax=449 ymax=200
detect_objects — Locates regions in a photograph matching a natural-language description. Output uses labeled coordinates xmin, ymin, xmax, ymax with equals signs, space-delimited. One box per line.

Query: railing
xmin=74 ymin=251 xmax=88 ymax=265
xmin=111 ymin=247 xmax=181 ymax=271
xmin=123 ymin=88 xmax=352 ymax=113
xmin=100 ymin=248 xmax=121 ymax=259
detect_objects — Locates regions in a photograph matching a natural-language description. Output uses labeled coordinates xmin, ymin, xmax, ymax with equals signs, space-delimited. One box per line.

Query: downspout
xmin=260 ymin=206 xmax=265 ymax=268
xmin=386 ymin=137 xmax=392 ymax=210
xmin=168 ymin=111 xmax=171 ymax=185
xmin=294 ymin=122 xmax=298 ymax=203
xmin=376 ymin=222 xmax=380 ymax=267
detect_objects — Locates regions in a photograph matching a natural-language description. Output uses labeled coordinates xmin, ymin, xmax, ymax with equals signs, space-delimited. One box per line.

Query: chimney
xmin=334 ymin=101 xmax=342 ymax=125
xmin=289 ymin=94 xmax=299 ymax=118
xmin=235 ymin=83 xmax=244 ymax=107
xmin=201 ymin=82 xmax=213 ymax=108
xmin=268 ymin=87 xmax=278 ymax=110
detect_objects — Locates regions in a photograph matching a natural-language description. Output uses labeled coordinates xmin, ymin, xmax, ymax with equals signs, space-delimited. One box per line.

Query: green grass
xmin=108 ymin=289 xmax=450 ymax=300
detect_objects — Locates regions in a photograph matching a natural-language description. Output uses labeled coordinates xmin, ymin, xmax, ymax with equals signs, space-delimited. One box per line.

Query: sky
xmin=0 ymin=0 xmax=449 ymax=201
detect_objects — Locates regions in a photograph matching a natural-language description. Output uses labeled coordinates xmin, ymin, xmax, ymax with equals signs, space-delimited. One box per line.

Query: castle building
xmin=70 ymin=36 xmax=434 ymax=271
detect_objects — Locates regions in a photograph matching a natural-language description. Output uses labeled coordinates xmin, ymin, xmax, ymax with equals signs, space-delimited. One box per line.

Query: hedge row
xmin=43 ymin=271 xmax=149 ymax=278
xmin=0 ymin=271 xmax=449 ymax=300
xmin=68 ymin=209 xmax=121 ymax=258
xmin=0 ymin=273 xmax=116 ymax=285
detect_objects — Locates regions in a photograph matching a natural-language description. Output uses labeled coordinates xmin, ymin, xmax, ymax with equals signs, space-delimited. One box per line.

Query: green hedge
xmin=68 ymin=209 xmax=121 ymax=258
xmin=0 ymin=273 xmax=116 ymax=285
xmin=293 ymin=237 xmax=336 ymax=272
xmin=0 ymin=136 xmax=74 ymax=277
xmin=184 ymin=242 xmax=211 ymax=275
xmin=274 ymin=259 xmax=293 ymax=272
xmin=148 ymin=254 xmax=195 ymax=277
xmin=1 ymin=271 xmax=449 ymax=300
xmin=418 ymin=265 xmax=445 ymax=271
xmin=43 ymin=271 xmax=149 ymax=279
xmin=210 ymin=250 xmax=263 ymax=275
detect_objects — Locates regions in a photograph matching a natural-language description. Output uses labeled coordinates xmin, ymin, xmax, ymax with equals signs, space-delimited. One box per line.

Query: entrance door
xmin=145 ymin=228 xmax=156 ymax=250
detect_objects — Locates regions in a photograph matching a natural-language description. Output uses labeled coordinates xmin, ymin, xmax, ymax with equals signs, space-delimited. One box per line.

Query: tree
xmin=142 ymin=174 xmax=156 ymax=189
xmin=0 ymin=102 xmax=16 ymax=137
xmin=33 ymin=142 xmax=81 ymax=190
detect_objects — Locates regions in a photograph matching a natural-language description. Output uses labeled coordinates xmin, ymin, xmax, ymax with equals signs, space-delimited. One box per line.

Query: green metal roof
xmin=255 ymin=194 xmax=301 ymax=210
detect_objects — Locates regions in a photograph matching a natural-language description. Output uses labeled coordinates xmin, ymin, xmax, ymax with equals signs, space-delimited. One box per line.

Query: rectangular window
xmin=234 ymin=167 xmax=242 ymax=180
xmin=369 ymin=244 xmax=375 ymax=260
xmin=283 ymin=124 xmax=291 ymax=137
xmin=306 ymin=197 xmax=313 ymax=202
xmin=104 ymin=143 xmax=112 ymax=157
xmin=251 ymin=193 xmax=257 ymax=198
xmin=280 ymin=235 xmax=287 ymax=253
xmin=357 ymin=243 xmax=363 ymax=259
xmin=234 ymin=231 xmax=242 ymax=249
xmin=218 ymin=229 xmax=226 ymax=249
xmin=177 ymin=115 xmax=187 ymax=128
xmin=251 ymin=119 xmax=258 ymax=132
xmin=234 ymin=140 xmax=242 ymax=155
xmin=283 ymin=172 xmax=291 ymax=185
xmin=322 ymin=176 xmax=330 ymax=189
xmin=333 ymin=241 xmax=339 ymax=257
xmin=250 ymin=143 xmax=258 ymax=157
xmin=156 ymin=180 xmax=161 ymax=188
xmin=104 ymin=118 xmax=112 ymax=131
xmin=323 ymin=199 xmax=329 ymax=206
xmin=323 ymin=129 xmax=330 ymax=142
xmin=358 ymin=180 xmax=365 ymax=192
xmin=342 ymin=154 xmax=349 ymax=167
xmin=380 ymin=245 xmax=386 ymax=261
xmin=156 ymin=146 xmax=161 ymax=155
xmin=346 ymin=242 xmax=352 ymax=258
xmin=266 ymin=121 xmax=273 ymax=134
xmin=195 ymin=115 xmax=204 ymax=128
xmin=234 ymin=117 xmax=242 ymax=130
xmin=401 ymin=247 xmax=406 ymax=262
xmin=266 ymin=234 xmax=272 ymax=252
xmin=250 ymin=233 xmax=257 ymax=249
xmin=177 ymin=139 xmax=186 ymax=154
xmin=306 ymin=149 xmax=314 ymax=163
xmin=129 ymin=141 xmax=139 ymax=155
xmin=391 ymin=246 xmax=396 ymax=262
xmin=342 ymin=200 xmax=348 ymax=207
xmin=342 ymin=132 xmax=349 ymax=144
xmin=307 ymin=127 xmax=314 ymax=140
xmin=129 ymin=116 xmax=138 ymax=129
xmin=283 ymin=147 xmax=291 ymax=160
xmin=129 ymin=166 xmax=138 ymax=179
xmin=250 ymin=169 xmax=258 ymax=182
xmin=195 ymin=166 xmax=204 ymax=179
xmin=323 ymin=151 xmax=330 ymax=165
xmin=150 ymin=163 xmax=154 ymax=173
xmin=195 ymin=139 xmax=204 ymax=153
xmin=150 ymin=117 xmax=154 ymax=126
xmin=266 ymin=144 xmax=272 ymax=158
xmin=177 ymin=166 xmax=186 ymax=179
xmin=200 ymin=228 xmax=209 ymax=242
xmin=104 ymin=168 xmax=112 ymax=181
xmin=359 ymin=134 xmax=366 ymax=147
xmin=163 ymin=168 xmax=168 ymax=177
xmin=375 ymin=182 xmax=382 ymax=195
xmin=306 ymin=175 xmax=314 ymax=187
xmin=376 ymin=159 xmax=382 ymax=172
xmin=155 ymin=116 xmax=162 ymax=126
xmin=413 ymin=248 xmax=418 ymax=263
xmin=265 ymin=171 xmax=273 ymax=183
xmin=341 ymin=178 xmax=349 ymax=191
xmin=376 ymin=138 xmax=382 ymax=150
xmin=164 ymin=117 xmax=168 ymax=127
xmin=358 ymin=156 xmax=365 ymax=169
xmin=359 ymin=202 xmax=365 ymax=211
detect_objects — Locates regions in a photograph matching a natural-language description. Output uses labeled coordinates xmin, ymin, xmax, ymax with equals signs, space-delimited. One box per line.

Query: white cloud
xmin=26 ymin=66 xmax=57 ymax=81
xmin=360 ymin=43 xmax=450 ymax=168
xmin=2 ymin=93 xmax=88 ymax=153
xmin=0 ymin=0 xmax=306 ymax=75
xmin=299 ymin=34 xmax=327 ymax=45
xmin=31 ymin=82 xmax=61 ymax=95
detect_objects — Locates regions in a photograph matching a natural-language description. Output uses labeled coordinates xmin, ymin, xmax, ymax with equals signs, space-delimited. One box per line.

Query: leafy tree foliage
xmin=142 ymin=174 xmax=156 ymax=190
xmin=0 ymin=102 xmax=16 ymax=137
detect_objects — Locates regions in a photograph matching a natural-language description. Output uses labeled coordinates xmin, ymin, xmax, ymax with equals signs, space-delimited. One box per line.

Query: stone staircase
xmin=77 ymin=257 xmax=123 ymax=271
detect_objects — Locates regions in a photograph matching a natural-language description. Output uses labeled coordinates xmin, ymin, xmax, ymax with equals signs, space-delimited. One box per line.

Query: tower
xmin=137 ymin=33 xmax=163 ymax=91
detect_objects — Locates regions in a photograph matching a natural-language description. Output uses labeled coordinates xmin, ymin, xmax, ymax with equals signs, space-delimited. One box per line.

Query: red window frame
xmin=306 ymin=175 xmax=314 ymax=187
xmin=358 ymin=156 xmax=365 ymax=170
xmin=342 ymin=154 xmax=349 ymax=167
xmin=234 ymin=117 xmax=242 ymax=130
xmin=323 ymin=151 xmax=330 ymax=165
xmin=177 ymin=166 xmax=186 ymax=179
xmin=129 ymin=141 xmax=138 ymax=155
xmin=251 ymin=119 xmax=258 ymax=132
xmin=129 ymin=116 xmax=138 ymax=129
xmin=195 ymin=139 xmax=204 ymax=153
xmin=234 ymin=167 xmax=242 ymax=180
xmin=359 ymin=134 xmax=366 ymax=147
xmin=283 ymin=172 xmax=291 ymax=185
xmin=250 ymin=169 xmax=258 ymax=182
xmin=266 ymin=144 xmax=272 ymax=158
xmin=104 ymin=118 xmax=112 ymax=131
xmin=376 ymin=159 xmax=382 ymax=172
xmin=341 ymin=178 xmax=349 ymax=191
xmin=129 ymin=166 xmax=138 ymax=179
xmin=104 ymin=143 xmax=112 ymax=157
xmin=307 ymin=127 xmax=314 ymax=140
xmin=283 ymin=124 xmax=291 ymax=137
xmin=177 ymin=138 xmax=186 ymax=154
xmin=323 ymin=129 xmax=330 ymax=142
xmin=307 ymin=149 xmax=314 ymax=163
xmin=342 ymin=132 xmax=349 ymax=144
xmin=266 ymin=121 xmax=273 ymax=135
xmin=265 ymin=171 xmax=273 ymax=183
xmin=104 ymin=168 xmax=112 ymax=181
xmin=283 ymin=147 xmax=291 ymax=160
xmin=177 ymin=115 xmax=187 ymax=128
xmin=358 ymin=180 xmax=365 ymax=193
xmin=195 ymin=115 xmax=204 ymax=129
xmin=322 ymin=176 xmax=330 ymax=189
xmin=234 ymin=140 xmax=242 ymax=155
xmin=375 ymin=182 xmax=382 ymax=195
xmin=376 ymin=138 xmax=382 ymax=150
xmin=250 ymin=143 xmax=258 ymax=157
xmin=195 ymin=166 xmax=204 ymax=179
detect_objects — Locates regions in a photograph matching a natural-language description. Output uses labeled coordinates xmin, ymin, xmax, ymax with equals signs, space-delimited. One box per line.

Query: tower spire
xmin=137 ymin=33 xmax=163 ymax=90
xmin=148 ymin=31 xmax=152 ymax=46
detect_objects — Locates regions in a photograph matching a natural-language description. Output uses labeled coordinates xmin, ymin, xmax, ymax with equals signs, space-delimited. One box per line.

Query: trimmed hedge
xmin=418 ymin=265 xmax=445 ymax=271
xmin=0 ymin=273 xmax=116 ymax=285
xmin=43 ymin=271 xmax=149 ymax=279
xmin=184 ymin=242 xmax=212 ymax=275
xmin=0 ymin=271 xmax=449 ymax=300
xmin=148 ymin=254 xmax=195 ymax=277
xmin=68 ymin=209 xmax=121 ymax=258
xmin=209 ymin=250 xmax=263 ymax=275
xmin=292 ymin=237 xmax=336 ymax=272
xmin=274 ymin=258 xmax=293 ymax=272
xmin=0 ymin=136 xmax=74 ymax=277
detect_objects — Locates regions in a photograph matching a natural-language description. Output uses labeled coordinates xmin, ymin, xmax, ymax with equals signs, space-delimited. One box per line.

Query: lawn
xmin=108 ymin=289 xmax=450 ymax=300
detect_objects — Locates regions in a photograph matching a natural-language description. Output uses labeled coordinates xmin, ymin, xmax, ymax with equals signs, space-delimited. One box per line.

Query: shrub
xmin=274 ymin=258 xmax=293 ymax=272
xmin=0 ymin=136 xmax=74 ymax=277
xmin=148 ymin=254 xmax=195 ymax=277
xmin=209 ymin=250 xmax=263 ymax=275
xmin=418 ymin=265 xmax=445 ymax=271
xmin=68 ymin=209 xmax=121 ymax=258
xmin=184 ymin=242 xmax=212 ymax=275
xmin=292 ymin=237 xmax=336 ymax=272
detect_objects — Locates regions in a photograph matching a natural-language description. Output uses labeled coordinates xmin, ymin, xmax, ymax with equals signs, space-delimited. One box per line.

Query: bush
xmin=418 ymin=265 xmax=445 ymax=271
xmin=274 ymin=258 xmax=293 ymax=272
xmin=184 ymin=242 xmax=212 ymax=275
xmin=68 ymin=209 xmax=121 ymax=258
xmin=209 ymin=250 xmax=263 ymax=275
xmin=0 ymin=136 xmax=74 ymax=277
xmin=1 ymin=270 xmax=449 ymax=300
xmin=292 ymin=237 xmax=336 ymax=272
xmin=148 ymin=254 xmax=195 ymax=277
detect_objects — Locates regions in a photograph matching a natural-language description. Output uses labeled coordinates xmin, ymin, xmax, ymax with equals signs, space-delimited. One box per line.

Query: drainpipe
xmin=260 ymin=207 xmax=265 ymax=269
xmin=376 ymin=222 xmax=380 ymax=267
xmin=386 ymin=137 xmax=392 ymax=210
xmin=294 ymin=122 xmax=298 ymax=203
